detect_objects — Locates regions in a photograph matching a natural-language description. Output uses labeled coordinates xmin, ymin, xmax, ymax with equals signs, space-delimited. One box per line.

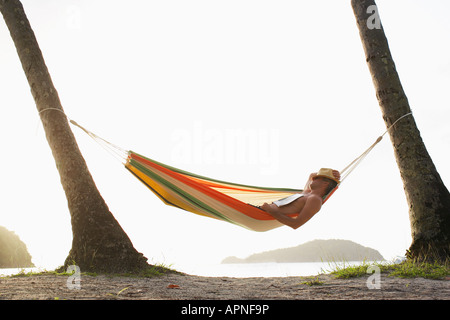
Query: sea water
xmin=169 ymin=261 xmax=369 ymax=278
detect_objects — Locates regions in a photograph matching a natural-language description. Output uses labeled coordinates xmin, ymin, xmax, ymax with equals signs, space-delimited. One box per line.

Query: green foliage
xmin=327 ymin=259 xmax=449 ymax=280
xmin=132 ymin=263 xmax=180 ymax=278
xmin=95 ymin=262 xmax=180 ymax=278
xmin=300 ymin=276 xmax=324 ymax=286
xmin=5 ymin=262 xmax=178 ymax=279
xmin=325 ymin=260 xmax=375 ymax=279
xmin=387 ymin=259 xmax=449 ymax=280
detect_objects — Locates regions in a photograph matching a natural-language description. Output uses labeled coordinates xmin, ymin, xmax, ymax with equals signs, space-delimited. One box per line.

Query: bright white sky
xmin=1 ymin=0 xmax=449 ymax=273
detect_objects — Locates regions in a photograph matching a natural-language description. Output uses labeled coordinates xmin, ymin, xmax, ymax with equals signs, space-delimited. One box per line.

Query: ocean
xmin=174 ymin=261 xmax=368 ymax=277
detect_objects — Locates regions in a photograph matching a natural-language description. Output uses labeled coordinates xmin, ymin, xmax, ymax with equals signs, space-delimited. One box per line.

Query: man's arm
xmin=263 ymin=196 xmax=322 ymax=229
xmin=303 ymin=172 xmax=317 ymax=193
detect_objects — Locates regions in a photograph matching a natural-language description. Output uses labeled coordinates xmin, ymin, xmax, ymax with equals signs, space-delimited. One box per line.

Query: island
xmin=222 ymin=239 xmax=384 ymax=264
xmin=0 ymin=226 xmax=34 ymax=268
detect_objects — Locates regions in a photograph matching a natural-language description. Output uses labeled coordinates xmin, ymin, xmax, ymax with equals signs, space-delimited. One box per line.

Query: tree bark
xmin=1 ymin=0 xmax=148 ymax=272
xmin=351 ymin=0 xmax=450 ymax=262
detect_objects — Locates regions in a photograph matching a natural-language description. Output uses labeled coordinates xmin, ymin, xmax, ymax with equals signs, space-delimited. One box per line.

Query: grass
xmin=1 ymin=267 xmax=97 ymax=278
xmin=300 ymin=276 xmax=325 ymax=286
xmin=2 ymin=262 xmax=179 ymax=279
xmin=386 ymin=260 xmax=449 ymax=279
xmin=325 ymin=259 xmax=449 ymax=280
xmin=117 ymin=263 xmax=181 ymax=278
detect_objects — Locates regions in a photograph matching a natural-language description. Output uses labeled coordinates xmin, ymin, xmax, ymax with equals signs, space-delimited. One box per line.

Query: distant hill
xmin=0 ymin=226 xmax=34 ymax=268
xmin=222 ymin=239 xmax=384 ymax=264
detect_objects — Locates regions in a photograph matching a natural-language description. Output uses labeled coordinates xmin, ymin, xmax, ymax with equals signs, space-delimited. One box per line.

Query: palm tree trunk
xmin=351 ymin=0 xmax=450 ymax=262
xmin=1 ymin=0 xmax=148 ymax=272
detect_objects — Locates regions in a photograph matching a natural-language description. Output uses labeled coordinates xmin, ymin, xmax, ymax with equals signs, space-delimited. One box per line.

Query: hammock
xmin=125 ymin=151 xmax=338 ymax=231
xmin=63 ymin=113 xmax=412 ymax=231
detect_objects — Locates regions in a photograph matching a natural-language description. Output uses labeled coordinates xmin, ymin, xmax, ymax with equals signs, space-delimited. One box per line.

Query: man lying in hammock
xmin=260 ymin=168 xmax=340 ymax=230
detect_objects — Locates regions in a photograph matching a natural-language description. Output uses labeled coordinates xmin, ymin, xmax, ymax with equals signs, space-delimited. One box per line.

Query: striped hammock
xmin=68 ymin=119 xmax=341 ymax=231
xmin=55 ymin=111 xmax=411 ymax=232
xmin=125 ymin=151 xmax=337 ymax=232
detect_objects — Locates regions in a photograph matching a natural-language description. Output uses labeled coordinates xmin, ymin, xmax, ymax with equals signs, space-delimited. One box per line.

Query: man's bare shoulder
xmin=304 ymin=194 xmax=323 ymax=206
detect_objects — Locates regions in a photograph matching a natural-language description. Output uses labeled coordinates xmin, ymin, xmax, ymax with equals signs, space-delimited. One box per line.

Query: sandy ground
xmin=1 ymin=272 xmax=448 ymax=300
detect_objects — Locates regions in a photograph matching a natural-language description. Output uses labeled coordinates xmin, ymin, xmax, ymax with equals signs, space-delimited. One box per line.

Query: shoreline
xmin=0 ymin=260 xmax=373 ymax=279
xmin=1 ymin=271 xmax=448 ymax=300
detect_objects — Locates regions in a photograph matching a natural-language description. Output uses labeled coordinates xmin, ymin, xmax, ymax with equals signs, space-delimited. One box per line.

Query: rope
xmin=69 ymin=120 xmax=129 ymax=163
xmin=37 ymin=108 xmax=129 ymax=163
xmin=38 ymin=107 xmax=413 ymax=181
xmin=339 ymin=112 xmax=413 ymax=182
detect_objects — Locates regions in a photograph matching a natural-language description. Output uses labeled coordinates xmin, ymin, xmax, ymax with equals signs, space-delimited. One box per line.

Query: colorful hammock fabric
xmin=125 ymin=151 xmax=337 ymax=232
xmin=67 ymin=112 xmax=414 ymax=232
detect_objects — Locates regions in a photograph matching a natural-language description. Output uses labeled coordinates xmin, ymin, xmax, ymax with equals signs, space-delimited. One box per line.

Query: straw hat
xmin=313 ymin=168 xmax=340 ymax=183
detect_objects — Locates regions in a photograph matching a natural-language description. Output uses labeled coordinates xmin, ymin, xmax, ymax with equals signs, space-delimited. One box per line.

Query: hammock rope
xmin=37 ymin=107 xmax=413 ymax=231
xmin=339 ymin=112 xmax=412 ymax=182
xmin=69 ymin=120 xmax=129 ymax=163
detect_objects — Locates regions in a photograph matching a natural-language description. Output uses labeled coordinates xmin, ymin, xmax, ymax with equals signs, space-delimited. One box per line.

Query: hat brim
xmin=313 ymin=175 xmax=340 ymax=184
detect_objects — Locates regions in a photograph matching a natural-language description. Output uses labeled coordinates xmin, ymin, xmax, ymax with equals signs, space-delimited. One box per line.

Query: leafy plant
xmin=326 ymin=258 xmax=449 ymax=280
